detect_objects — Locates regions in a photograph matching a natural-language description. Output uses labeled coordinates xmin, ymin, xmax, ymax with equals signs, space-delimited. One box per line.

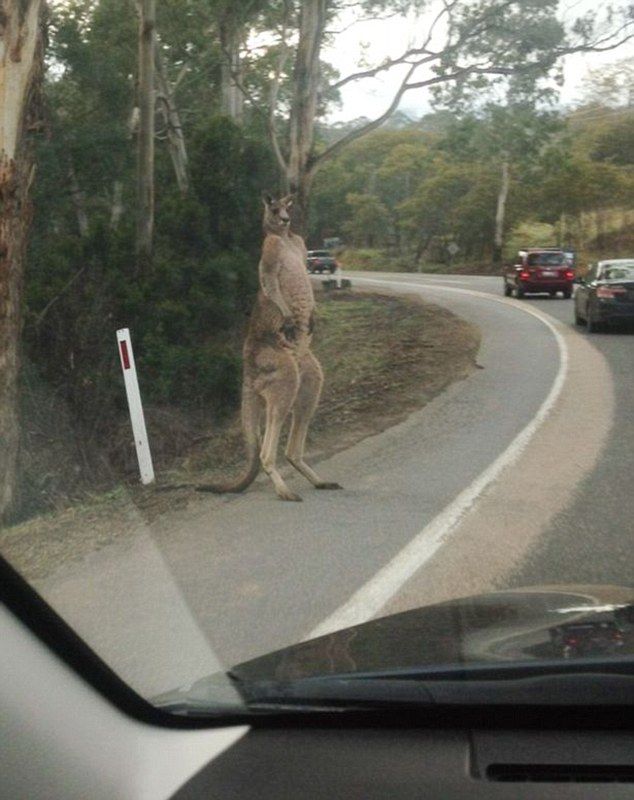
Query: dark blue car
xmin=574 ymin=259 xmax=634 ymax=332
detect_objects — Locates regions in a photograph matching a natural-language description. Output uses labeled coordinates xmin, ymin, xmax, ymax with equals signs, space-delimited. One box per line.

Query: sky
xmin=322 ymin=1 xmax=634 ymax=122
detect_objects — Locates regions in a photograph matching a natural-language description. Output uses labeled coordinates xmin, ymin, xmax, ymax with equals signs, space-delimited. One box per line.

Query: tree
xmin=530 ymin=139 xmax=627 ymax=249
xmin=343 ymin=193 xmax=391 ymax=246
xmin=256 ymin=0 xmax=633 ymax=233
xmin=398 ymin=158 xmax=476 ymax=262
xmin=136 ymin=0 xmax=156 ymax=270
xmin=217 ymin=1 xmax=268 ymax=122
xmin=309 ymin=127 xmax=431 ymax=246
xmin=47 ymin=0 xmax=137 ymax=231
xmin=580 ymin=57 xmax=634 ymax=109
xmin=155 ymin=41 xmax=189 ymax=195
xmin=441 ymin=103 xmax=563 ymax=264
xmin=0 ymin=0 xmax=45 ymax=521
xmin=591 ymin=111 xmax=634 ymax=166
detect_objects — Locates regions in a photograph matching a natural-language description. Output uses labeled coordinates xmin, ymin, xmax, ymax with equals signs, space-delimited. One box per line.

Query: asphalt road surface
xmin=28 ymin=272 xmax=634 ymax=698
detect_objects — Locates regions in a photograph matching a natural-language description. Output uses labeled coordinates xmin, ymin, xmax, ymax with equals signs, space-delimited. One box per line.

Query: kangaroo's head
xmin=262 ymin=193 xmax=293 ymax=235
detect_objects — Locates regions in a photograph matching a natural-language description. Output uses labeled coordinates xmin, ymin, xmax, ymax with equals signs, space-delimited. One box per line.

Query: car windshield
xmin=527 ymin=252 xmax=566 ymax=266
xmin=1 ymin=0 xmax=634 ymax=718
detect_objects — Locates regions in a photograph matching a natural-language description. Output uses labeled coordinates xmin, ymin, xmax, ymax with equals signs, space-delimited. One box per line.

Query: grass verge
xmin=1 ymin=288 xmax=481 ymax=581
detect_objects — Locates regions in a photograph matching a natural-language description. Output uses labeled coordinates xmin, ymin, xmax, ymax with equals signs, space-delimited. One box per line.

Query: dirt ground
xmin=0 ymin=288 xmax=481 ymax=581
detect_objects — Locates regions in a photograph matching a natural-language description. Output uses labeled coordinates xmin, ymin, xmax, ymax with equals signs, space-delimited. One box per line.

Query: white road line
xmin=306 ymin=277 xmax=569 ymax=640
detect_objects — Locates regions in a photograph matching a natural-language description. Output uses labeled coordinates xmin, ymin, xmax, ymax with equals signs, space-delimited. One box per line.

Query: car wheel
xmin=562 ymin=289 xmax=572 ymax=299
xmin=503 ymin=282 xmax=512 ymax=297
xmin=515 ymin=286 xmax=525 ymax=299
xmin=549 ymin=290 xmax=556 ymax=297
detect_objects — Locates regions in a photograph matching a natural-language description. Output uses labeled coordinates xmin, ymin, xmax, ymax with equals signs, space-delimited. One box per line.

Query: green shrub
xmin=339 ymin=248 xmax=418 ymax=272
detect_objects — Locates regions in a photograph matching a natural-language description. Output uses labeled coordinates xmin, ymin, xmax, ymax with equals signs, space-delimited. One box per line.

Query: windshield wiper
xmin=157 ymin=673 xmax=634 ymax=717
xmin=154 ymin=662 xmax=634 ymax=717
xmin=231 ymin=667 xmax=634 ymax=711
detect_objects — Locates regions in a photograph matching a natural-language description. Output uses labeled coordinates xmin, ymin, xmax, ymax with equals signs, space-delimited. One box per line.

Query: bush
xmin=339 ymin=248 xmax=418 ymax=272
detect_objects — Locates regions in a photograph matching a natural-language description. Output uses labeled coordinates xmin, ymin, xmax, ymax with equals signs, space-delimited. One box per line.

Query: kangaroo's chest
xmin=279 ymin=246 xmax=314 ymax=318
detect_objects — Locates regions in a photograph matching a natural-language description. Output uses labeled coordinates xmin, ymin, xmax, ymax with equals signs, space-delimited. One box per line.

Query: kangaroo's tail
xmin=195 ymin=386 xmax=262 ymax=494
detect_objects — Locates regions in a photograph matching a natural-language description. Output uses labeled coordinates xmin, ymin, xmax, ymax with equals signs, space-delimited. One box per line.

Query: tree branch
xmin=34 ymin=267 xmax=87 ymax=329
xmin=329 ymin=0 xmax=514 ymax=91
xmin=330 ymin=49 xmax=435 ymax=91
xmin=325 ymin=10 xmax=402 ymax=36
xmin=219 ymin=41 xmax=274 ymax=126
xmin=312 ymin=62 xmax=418 ymax=170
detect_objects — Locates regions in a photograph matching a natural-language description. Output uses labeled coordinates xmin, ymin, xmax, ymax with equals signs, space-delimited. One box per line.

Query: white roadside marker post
xmin=335 ymin=262 xmax=342 ymax=289
xmin=116 ymin=328 xmax=155 ymax=485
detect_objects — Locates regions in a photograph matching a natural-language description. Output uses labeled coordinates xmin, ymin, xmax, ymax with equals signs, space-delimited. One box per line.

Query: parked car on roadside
xmin=503 ymin=248 xmax=575 ymax=298
xmin=307 ymin=249 xmax=338 ymax=274
xmin=574 ymin=259 xmax=634 ymax=332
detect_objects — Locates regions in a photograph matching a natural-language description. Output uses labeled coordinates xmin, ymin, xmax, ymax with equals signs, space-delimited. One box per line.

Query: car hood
xmin=230 ymin=585 xmax=634 ymax=683
xmin=153 ymin=585 xmax=634 ymax=711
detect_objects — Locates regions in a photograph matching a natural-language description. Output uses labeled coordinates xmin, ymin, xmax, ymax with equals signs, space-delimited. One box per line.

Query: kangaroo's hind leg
xmin=257 ymin=351 xmax=302 ymax=501
xmin=286 ymin=351 xmax=342 ymax=490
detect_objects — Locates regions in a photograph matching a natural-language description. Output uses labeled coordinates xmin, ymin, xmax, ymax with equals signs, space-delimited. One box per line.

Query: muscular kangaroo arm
xmin=260 ymin=267 xmax=292 ymax=319
xmin=259 ymin=238 xmax=292 ymax=320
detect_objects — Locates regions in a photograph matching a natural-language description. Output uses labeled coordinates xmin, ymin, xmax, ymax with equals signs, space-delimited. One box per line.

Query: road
xmin=28 ymin=272 xmax=634 ymax=699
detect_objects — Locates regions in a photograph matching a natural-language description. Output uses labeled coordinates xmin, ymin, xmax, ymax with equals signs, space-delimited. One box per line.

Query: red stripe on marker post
xmin=119 ymin=340 xmax=131 ymax=370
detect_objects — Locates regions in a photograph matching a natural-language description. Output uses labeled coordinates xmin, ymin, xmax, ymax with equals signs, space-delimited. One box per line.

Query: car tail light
xmin=519 ymin=270 xmax=531 ymax=280
xmin=597 ymin=285 xmax=627 ymax=298
xmin=564 ymin=270 xmax=575 ymax=280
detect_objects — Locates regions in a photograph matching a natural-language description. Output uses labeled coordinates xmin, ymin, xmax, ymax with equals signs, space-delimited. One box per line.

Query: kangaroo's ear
xmin=261 ymin=192 xmax=274 ymax=207
xmin=281 ymin=194 xmax=294 ymax=209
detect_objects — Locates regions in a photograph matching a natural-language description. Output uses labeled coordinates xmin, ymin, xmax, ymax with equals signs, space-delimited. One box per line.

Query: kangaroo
xmin=196 ymin=193 xmax=342 ymax=501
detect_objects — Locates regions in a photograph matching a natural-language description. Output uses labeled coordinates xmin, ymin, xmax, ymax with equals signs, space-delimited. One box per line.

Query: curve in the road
xmin=308 ymin=276 xmax=610 ymax=639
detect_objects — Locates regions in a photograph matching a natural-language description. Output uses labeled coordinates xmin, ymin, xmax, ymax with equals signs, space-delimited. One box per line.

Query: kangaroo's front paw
xmin=315 ymin=482 xmax=343 ymax=490
xmin=280 ymin=318 xmax=298 ymax=342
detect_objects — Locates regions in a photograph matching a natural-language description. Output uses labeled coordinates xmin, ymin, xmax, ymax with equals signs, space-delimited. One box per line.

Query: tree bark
xmin=219 ymin=17 xmax=244 ymax=123
xmin=286 ymin=0 xmax=326 ymax=235
xmin=136 ymin=0 xmax=155 ymax=272
xmin=155 ymin=42 xmax=189 ymax=195
xmin=493 ymin=159 xmax=510 ymax=266
xmin=0 ymin=0 xmax=45 ymax=522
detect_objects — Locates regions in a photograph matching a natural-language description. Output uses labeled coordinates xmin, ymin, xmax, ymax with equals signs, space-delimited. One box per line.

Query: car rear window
xmin=603 ymin=266 xmax=634 ymax=281
xmin=310 ymin=251 xmax=331 ymax=257
xmin=527 ymin=252 xmax=566 ymax=266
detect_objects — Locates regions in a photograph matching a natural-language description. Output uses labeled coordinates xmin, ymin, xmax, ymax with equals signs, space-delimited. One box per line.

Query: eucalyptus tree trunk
xmin=219 ymin=20 xmax=244 ymax=123
xmin=0 ymin=0 xmax=45 ymax=522
xmin=493 ymin=159 xmax=510 ymax=266
xmin=286 ymin=0 xmax=326 ymax=235
xmin=136 ymin=0 xmax=156 ymax=272
xmin=155 ymin=44 xmax=189 ymax=195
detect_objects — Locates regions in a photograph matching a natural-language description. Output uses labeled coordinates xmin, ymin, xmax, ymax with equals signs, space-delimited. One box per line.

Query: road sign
xmin=116 ymin=328 xmax=155 ymax=485
xmin=447 ymin=242 xmax=460 ymax=257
